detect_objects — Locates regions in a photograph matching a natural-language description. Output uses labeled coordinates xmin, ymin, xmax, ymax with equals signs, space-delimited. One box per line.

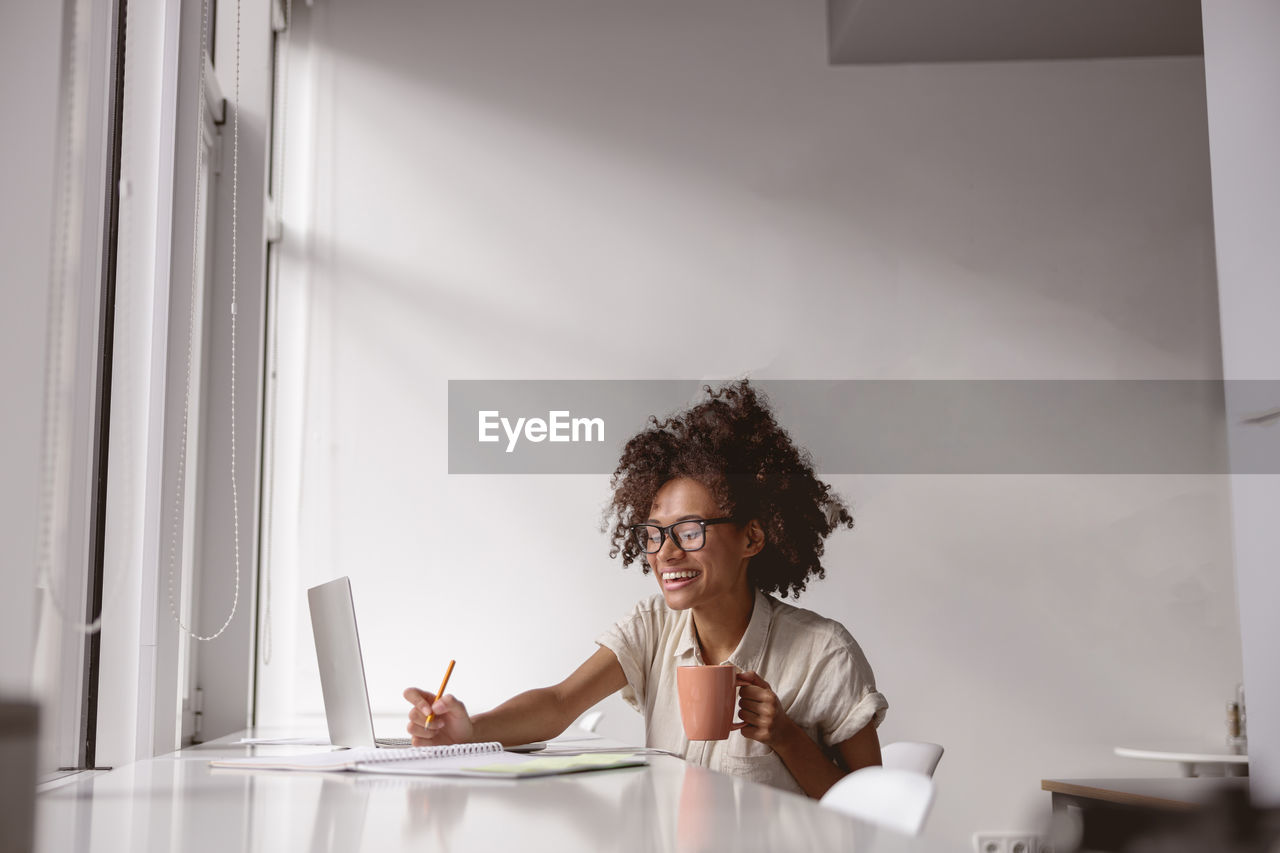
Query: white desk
xmin=36 ymin=730 xmax=951 ymax=853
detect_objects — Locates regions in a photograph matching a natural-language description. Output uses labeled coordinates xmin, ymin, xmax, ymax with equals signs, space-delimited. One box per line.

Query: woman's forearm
xmin=771 ymin=726 xmax=849 ymax=799
xmin=470 ymin=687 xmax=571 ymax=746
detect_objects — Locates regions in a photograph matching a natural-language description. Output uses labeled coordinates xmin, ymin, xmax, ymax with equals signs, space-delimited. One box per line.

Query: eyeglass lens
xmin=634 ymin=521 xmax=706 ymax=553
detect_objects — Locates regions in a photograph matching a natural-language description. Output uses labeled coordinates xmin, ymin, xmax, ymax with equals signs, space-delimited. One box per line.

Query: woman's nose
xmin=656 ymin=531 xmax=685 ymax=562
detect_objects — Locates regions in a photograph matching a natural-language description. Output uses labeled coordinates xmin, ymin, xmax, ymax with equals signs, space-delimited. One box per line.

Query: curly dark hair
xmin=604 ymin=380 xmax=853 ymax=599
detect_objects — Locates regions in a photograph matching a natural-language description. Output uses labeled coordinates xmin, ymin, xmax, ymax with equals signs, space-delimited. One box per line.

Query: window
xmin=26 ymin=0 xmax=128 ymax=776
xmin=19 ymin=0 xmax=276 ymax=774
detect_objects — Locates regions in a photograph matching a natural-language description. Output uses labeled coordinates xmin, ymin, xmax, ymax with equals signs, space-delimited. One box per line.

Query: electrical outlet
xmin=972 ymin=831 xmax=1052 ymax=853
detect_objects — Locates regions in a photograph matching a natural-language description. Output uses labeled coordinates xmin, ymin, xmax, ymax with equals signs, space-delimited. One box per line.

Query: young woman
xmin=404 ymin=381 xmax=886 ymax=798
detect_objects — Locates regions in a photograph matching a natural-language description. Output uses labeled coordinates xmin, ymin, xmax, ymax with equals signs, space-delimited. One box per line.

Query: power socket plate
xmin=971 ymin=831 xmax=1052 ymax=853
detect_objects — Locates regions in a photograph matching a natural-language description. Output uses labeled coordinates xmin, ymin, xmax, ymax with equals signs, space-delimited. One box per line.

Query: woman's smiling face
xmin=643 ymin=477 xmax=759 ymax=611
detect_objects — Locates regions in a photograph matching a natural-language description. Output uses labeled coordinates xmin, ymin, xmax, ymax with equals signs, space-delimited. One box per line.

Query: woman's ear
xmin=744 ymin=519 xmax=765 ymax=556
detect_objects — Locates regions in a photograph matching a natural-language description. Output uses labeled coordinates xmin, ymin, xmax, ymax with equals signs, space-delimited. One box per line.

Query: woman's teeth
xmin=663 ymin=571 xmax=700 ymax=581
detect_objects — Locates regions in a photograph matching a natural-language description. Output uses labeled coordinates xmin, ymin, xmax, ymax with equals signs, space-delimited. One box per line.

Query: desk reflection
xmin=39 ymin=752 xmax=901 ymax=853
xmin=602 ymin=759 xmax=873 ymax=853
xmin=320 ymin=761 xmax=869 ymax=853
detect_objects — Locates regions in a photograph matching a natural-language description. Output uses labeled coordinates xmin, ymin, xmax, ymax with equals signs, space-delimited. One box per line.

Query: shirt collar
xmin=672 ymin=589 xmax=774 ymax=671
xmin=674 ymin=608 xmax=699 ymax=661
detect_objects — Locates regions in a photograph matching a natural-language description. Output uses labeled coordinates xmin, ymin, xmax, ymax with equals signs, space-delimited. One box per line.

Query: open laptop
xmin=307 ymin=576 xmax=413 ymax=748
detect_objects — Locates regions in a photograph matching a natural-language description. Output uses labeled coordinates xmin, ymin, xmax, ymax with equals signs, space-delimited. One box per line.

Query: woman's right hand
xmin=403 ymin=686 xmax=475 ymax=746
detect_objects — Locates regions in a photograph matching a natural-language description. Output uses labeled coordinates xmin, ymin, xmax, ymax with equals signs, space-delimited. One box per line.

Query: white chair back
xmin=881 ymin=741 xmax=944 ymax=777
xmin=574 ymin=710 xmax=604 ymax=733
xmin=820 ymin=766 xmax=937 ymax=836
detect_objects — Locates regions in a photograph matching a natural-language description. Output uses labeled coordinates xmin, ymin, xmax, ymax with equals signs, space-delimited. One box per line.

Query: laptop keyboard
xmin=375 ymin=737 xmax=413 ymax=747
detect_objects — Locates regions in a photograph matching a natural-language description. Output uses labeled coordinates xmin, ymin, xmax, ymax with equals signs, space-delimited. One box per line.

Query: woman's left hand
xmin=734 ymin=671 xmax=799 ymax=749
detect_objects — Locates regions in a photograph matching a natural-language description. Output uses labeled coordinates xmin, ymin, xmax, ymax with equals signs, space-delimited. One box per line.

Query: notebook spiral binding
xmin=359 ymin=742 xmax=504 ymax=763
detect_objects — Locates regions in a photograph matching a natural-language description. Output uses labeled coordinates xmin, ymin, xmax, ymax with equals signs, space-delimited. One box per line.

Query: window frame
xmin=29 ymin=0 xmax=128 ymax=777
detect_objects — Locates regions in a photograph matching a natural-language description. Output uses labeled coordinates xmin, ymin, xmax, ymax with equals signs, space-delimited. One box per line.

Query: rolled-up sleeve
xmin=814 ymin=636 xmax=888 ymax=746
xmin=595 ymin=605 xmax=656 ymax=714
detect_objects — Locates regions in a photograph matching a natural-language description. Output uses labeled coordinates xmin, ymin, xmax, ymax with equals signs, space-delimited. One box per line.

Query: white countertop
xmin=36 ymin=730 xmax=955 ymax=853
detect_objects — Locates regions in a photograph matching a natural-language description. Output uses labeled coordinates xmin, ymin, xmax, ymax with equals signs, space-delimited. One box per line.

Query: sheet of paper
xmin=534 ymin=746 xmax=677 ymax=757
xmin=212 ymin=748 xmax=376 ymax=771
xmin=356 ymin=751 xmax=647 ymax=778
xmin=212 ymin=743 xmax=507 ymax=772
xmin=237 ymin=736 xmax=333 ymax=746
xmin=467 ymin=753 xmax=646 ymax=775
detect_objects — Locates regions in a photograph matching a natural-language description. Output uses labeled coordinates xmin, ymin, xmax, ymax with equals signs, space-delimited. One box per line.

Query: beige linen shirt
xmin=596 ymin=590 xmax=887 ymax=795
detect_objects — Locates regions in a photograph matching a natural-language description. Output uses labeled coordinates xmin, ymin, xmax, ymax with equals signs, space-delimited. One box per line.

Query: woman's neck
xmin=691 ymin=583 xmax=756 ymax=665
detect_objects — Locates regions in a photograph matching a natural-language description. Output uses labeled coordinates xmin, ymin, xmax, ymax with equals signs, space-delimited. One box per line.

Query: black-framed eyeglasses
xmin=630 ymin=517 xmax=736 ymax=554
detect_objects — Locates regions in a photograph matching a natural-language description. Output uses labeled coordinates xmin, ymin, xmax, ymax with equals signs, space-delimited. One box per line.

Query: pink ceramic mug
xmin=676 ymin=665 xmax=740 ymax=740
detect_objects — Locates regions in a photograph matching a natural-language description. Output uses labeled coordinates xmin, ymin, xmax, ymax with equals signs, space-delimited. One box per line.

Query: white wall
xmin=261 ymin=1 xmax=1238 ymax=846
xmin=1202 ymin=0 xmax=1280 ymax=805
xmin=0 ymin=0 xmax=64 ymax=697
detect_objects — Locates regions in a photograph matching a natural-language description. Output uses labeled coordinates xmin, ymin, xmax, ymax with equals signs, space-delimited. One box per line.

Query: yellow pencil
xmin=425 ymin=659 xmax=455 ymax=725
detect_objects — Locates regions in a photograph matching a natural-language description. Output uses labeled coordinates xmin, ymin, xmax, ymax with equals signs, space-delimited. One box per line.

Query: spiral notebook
xmin=209 ymin=742 xmax=647 ymax=779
